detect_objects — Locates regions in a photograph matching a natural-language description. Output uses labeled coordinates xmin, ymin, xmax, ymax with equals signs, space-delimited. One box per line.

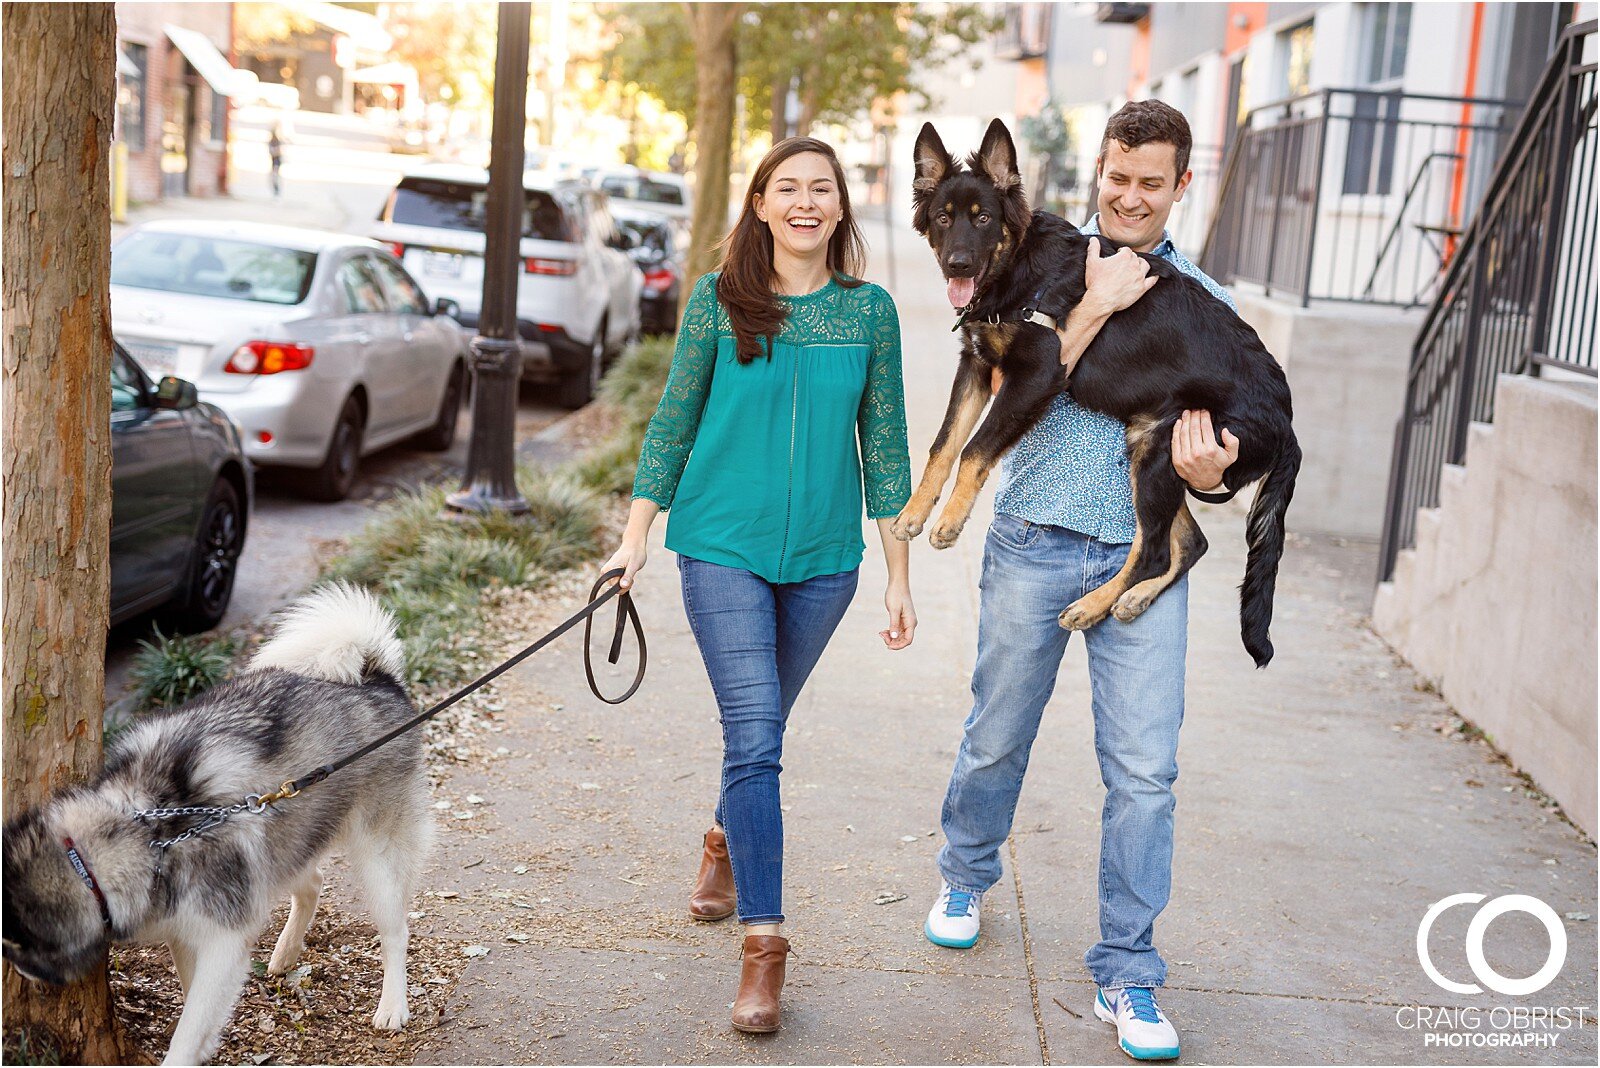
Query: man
xmin=924 ymin=100 xmax=1239 ymax=1062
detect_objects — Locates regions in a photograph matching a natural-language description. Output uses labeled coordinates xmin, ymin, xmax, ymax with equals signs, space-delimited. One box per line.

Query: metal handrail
xmin=1377 ymin=20 xmax=1597 ymax=582
xmin=1359 ymin=151 xmax=1462 ymax=303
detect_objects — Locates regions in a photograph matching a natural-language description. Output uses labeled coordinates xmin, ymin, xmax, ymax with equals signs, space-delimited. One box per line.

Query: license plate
xmin=124 ymin=340 xmax=180 ymax=376
xmin=423 ymin=251 xmax=464 ymax=278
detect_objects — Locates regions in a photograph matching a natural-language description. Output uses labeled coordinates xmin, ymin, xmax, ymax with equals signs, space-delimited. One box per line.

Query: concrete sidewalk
xmin=408 ymin=232 xmax=1596 ymax=1064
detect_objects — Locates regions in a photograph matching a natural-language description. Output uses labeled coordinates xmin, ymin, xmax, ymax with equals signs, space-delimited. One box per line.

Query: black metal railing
xmin=1377 ymin=21 xmax=1597 ymax=581
xmin=1201 ymin=88 xmax=1519 ymax=307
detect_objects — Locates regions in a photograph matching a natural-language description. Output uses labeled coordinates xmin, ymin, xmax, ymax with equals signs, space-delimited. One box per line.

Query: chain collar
xmin=134 ymin=797 xmax=267 ymax=850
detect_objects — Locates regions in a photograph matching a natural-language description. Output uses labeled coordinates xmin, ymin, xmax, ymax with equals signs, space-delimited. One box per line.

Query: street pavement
xmin=399 ymin=224 xmax=1597 ymax=1064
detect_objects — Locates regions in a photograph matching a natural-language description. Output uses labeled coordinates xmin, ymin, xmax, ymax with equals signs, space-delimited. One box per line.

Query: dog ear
xmin=976 ymin=118 xmax=1022 ymax=193
xmin=912 ymin=123 xmax=955 ymax=235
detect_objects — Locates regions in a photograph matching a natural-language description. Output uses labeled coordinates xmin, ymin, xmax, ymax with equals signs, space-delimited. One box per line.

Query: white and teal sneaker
xmin=924 ymin=882 xmax=981 ymax=948
xmin=1094 ymin=987 xmax=1180 ymax=1061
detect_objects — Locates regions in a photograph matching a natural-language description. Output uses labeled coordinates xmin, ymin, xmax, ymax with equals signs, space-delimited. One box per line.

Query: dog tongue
xmin=947 ymin=277 xmax=976 ymax=309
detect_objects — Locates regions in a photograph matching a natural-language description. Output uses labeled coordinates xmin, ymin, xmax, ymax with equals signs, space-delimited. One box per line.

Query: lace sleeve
xmin=858 ymin=287 xmax=912 ymax=518
xmin=631 ymin=274 xmax=721 ymax=509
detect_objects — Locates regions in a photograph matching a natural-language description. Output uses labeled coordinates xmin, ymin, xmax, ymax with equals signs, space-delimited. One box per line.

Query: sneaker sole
xmin=924 ymin=919 xmax=979 ymax=949
xmin=1095 ymin=995 xmax=1180 ymax=1061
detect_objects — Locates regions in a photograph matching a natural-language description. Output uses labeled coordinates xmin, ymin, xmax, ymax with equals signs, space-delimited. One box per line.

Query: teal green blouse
xmin=632 ymin=272 xmax=911 ymax=584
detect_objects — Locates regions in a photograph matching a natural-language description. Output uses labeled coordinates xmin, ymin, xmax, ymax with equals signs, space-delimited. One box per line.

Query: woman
xmin=603 ymin=137 xmax=914 ymax=1033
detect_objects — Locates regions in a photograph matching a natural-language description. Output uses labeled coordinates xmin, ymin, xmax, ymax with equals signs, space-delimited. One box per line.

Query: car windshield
xmin=111 ymin=233 xmax=316 ymax=305
xmin=601 ymin=176 xmax=684 ymax=206
xmin=616 ymin=216 xmax=669 ymax=256
xmin=388 ymin=178 xmax=574 ymax=241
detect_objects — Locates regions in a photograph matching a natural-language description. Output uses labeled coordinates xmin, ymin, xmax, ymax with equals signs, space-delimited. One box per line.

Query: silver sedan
xmin=110 ymin=220 xmax=468 ymax=501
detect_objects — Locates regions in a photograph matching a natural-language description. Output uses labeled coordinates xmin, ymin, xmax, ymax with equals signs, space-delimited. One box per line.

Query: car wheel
xmin=302 ymin=395 xmax=364 ymax=501
xmin=166 ymin=478 xmax=244 ymax=633
xmin=558 ymin=320 xmax=605 ymax=409
xmin=414 ymin=362 xmax=465 ymax=452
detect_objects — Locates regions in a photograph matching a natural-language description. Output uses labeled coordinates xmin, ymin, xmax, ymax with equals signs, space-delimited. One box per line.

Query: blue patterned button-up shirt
xmin=992 ymin=214 xmax=1238 ymax=545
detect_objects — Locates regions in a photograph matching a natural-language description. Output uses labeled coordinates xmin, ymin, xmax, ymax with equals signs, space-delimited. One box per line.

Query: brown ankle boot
xmin=731 ymin=934 xmax=789 ymax=1033
xmin=689 ymin=827 xmax=736 ymax=920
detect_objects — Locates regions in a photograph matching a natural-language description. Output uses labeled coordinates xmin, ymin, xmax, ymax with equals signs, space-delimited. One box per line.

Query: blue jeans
xmin=678 ymin=554 xmax=859 ymax=924
xmin=937 ymin=514 xmax=1188 ymax=989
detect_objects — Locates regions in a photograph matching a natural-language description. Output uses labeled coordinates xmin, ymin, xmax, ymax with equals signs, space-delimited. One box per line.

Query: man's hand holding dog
xmin=1172 ymin=409 xmax=1239 ymax=492
xmin=1054 ymin=238 xmax=1158 ymax=378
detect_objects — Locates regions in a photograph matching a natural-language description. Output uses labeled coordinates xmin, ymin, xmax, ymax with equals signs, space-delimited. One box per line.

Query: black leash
xmin=160 ymin=569 xmax=646 ymax=829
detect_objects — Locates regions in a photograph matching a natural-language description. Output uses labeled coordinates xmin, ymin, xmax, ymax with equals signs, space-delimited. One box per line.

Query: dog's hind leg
xmin=1114 ymin=501 xmax=1207 ymax=623
xmin=162 ymin=929 xmax=251 ymax=1066
xmin=268 ymin=865 xmax=323 ymax=975
xmin=351 ymin=817 xmax=425 ymax=1031
xmin=893 ymin=361 xmax=989 ymax=541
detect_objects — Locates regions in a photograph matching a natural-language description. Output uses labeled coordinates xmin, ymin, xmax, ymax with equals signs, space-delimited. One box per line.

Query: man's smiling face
xmin=1095 ymin=139 xmax=1191 ymax=252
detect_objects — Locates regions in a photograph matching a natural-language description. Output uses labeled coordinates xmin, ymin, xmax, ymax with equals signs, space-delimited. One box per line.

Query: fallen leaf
xmin=873 ymin=892 xmax=907 ymax=906
xmin=513 ymin=864 xmax=529 ymax=875
xmin=463 ymin=945 xmax=490 ymax=958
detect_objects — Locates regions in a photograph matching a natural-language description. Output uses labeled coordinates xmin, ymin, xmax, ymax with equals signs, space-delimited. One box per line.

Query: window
xmin=1343 ymin=3 xmax=1412 ymax=194
xmin=337 ymin=257 xmax=389 ymax=314
xmin=111 ymin=349 xmax=145 ymax=413
xmin=119 ymin=43 xmax=147 ymax=152
xmin=1278 ymin=21 xmax=1315 ymax=99
xmin=372 ymin=256 xmax=429 ymax=314
xmin=111 ymin=233 xmax=317 ymax=305
xmin=207 ymin=86 xmax=228 ymax=148
xmin=387 ymin=178 xmax=575 ymax=242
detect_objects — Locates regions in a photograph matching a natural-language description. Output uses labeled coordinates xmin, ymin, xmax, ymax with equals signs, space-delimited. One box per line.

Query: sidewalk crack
xmin=1009 ymin=833 xmax=1051 ymax=1065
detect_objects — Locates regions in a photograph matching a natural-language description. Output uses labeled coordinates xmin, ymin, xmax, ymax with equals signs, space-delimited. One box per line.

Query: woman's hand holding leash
xmin=604 ymin=498 xmax=661 ymax=590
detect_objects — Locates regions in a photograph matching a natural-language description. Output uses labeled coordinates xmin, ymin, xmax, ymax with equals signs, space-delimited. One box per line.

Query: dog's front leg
xmin=893 ymin=364 xmax=989 ymax=541
xmin=162 ymin=931 xmax=251 ymax=1066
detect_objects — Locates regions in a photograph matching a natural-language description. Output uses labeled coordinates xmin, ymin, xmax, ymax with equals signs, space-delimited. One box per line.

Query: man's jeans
xmin=678 ymin=554 xmax=859 ymax=925
xmin=937 ymin=514 xmax=1187 ymax=989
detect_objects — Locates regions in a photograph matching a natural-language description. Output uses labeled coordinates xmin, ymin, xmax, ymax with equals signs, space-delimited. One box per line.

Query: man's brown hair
xmin=1100 ymin=99 xmax=1193 ymax=178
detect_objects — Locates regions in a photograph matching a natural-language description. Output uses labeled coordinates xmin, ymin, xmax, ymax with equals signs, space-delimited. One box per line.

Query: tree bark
xmin=2 ymin=4 xmax=130 ymax=1063
xmin=681 ymin=2 xmax=741 ymax=321
xmin=769 ymin=71 xmax=789 ymax=145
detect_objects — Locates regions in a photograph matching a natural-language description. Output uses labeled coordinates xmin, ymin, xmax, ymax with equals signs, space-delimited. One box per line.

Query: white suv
xmin=372 ymin=165 xmax=643 ymax=407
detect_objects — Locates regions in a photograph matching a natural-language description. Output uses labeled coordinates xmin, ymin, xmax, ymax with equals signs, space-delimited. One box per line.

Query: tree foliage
xmin=603 ymin=3 xmax=997 ymax=143
xmin=382 ymin=1 xmax=501 ymax=108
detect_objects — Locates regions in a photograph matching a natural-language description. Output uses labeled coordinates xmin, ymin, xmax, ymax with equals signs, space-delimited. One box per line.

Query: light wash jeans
xmin=678 ymin=554 xmax=859 ymax=925
xmin=937 ymin=513 xmax=1188 ymax=989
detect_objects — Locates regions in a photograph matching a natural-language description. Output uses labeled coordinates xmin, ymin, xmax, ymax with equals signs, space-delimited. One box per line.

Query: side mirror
xmin=434 ymin=297 xmax=461 ymax=320
xmin=154 ymin=376 xmax=198 ymax=411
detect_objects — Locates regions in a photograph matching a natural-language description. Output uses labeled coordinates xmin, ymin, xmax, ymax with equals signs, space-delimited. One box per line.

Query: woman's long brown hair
xmin=716 ymin=137 xmax=868 ymax=363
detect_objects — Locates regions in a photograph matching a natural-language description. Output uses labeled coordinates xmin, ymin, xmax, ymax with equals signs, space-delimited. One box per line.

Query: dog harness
xmin=62 ymin=837 xmax=113 ymax=929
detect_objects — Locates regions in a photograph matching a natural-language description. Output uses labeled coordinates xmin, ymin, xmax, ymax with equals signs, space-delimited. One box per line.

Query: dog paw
xmin=1059 ymin=600 xmax=1106 ymax=631
xmin=1112 ymin=588 xmax=1155 ymax=623
xmin=267 ymin=943 xmax=303 ymax=975
xmin=929 ymin=519 xmax=965 ymax=550
xmin=890 ymin=513 xmax=925 ymax=541
xmin=372 ymin=999 xmax=410 ymax=1032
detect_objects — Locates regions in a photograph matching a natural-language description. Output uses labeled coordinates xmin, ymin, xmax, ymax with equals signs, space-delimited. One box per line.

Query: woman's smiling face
xmin=753 ymin=151 xmax=841 ymax=264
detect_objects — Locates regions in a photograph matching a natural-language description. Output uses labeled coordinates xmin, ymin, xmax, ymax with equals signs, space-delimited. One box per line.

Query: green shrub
xmin=129 ymin=627 xmax=237 ymax=711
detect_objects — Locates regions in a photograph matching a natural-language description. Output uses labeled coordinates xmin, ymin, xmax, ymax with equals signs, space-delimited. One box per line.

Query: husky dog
xmin=2 ymin=583 xmax=432 ymax=1065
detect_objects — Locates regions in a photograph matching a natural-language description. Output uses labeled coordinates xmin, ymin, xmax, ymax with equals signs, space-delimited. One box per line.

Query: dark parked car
xmin=611 ymin=204 xmax=688 ymax=336
xmin=112 ymin=341 xmax=253 ymax=631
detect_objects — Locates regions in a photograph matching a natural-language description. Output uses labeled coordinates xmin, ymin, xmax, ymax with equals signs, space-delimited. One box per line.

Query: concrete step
xmin=1437 ymin=463 xmax=1467 ymax=520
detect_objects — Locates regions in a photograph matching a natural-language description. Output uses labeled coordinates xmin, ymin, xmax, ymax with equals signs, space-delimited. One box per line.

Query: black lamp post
xmin=447 ymin=0 xmax=532 ymax=516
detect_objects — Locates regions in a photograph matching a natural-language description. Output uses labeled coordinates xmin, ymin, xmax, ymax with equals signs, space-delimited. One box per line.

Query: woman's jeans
xmin=937 ymin=514 xmax=1188 ymax=989
xmin=678 ymin=554 xmax=859 ymax=924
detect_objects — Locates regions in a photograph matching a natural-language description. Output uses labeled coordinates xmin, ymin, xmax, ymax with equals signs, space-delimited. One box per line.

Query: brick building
xmin=115 ymin=2 xmax=245 ymax=203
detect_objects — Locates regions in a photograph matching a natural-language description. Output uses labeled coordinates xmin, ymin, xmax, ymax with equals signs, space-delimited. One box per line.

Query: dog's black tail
xmin=1240 ymin=439 xmax=1301 ymax=668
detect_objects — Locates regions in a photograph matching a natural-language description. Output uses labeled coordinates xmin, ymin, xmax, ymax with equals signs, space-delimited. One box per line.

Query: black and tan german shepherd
xmin=893 ymin=119 xmax=1299 ymax=667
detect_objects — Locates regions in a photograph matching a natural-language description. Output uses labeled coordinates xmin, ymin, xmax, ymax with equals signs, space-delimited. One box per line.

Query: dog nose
xmin=947 ymin=254 xmax=973 ymax=273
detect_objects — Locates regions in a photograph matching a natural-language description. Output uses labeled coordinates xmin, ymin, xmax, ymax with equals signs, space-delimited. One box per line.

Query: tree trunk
xmin=2 ymin=4 xmax=130 ymax=1063
xmin=769 ymin=71 xmax=789 ymax=145
xmin=681 ymin=2 xmax=741 ymax=321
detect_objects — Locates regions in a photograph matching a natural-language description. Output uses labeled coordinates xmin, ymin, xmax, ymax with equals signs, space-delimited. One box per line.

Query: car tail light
xmin=642 ymin=267 xmax=674 ymax=293
xmin=523 ymin=257 xmax=577 ymax=275
xmin=224 ymin=340 xmax=315 ymax=375
xmin=382 ymin=241 xmax=407 ymax=258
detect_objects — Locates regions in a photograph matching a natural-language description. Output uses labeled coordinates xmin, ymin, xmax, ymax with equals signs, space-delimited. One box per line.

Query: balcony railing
xmin=1201 ymin=88 xmax=1519 ymax=308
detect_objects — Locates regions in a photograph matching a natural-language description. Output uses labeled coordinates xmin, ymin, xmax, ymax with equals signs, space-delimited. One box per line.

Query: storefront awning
xmin=163 ymin=25 xmax=256 ymax=98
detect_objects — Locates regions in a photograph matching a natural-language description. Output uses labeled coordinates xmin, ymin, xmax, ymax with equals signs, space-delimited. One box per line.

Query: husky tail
xmin=249 ymin=581 xmax=405 ymax=684
xmin=1240 ymin=439 xmax=1301 ymax=669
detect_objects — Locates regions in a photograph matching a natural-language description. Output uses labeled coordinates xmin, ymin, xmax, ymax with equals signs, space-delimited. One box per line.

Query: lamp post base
xmin=446 ymin=334 xmax=530 ymax=517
